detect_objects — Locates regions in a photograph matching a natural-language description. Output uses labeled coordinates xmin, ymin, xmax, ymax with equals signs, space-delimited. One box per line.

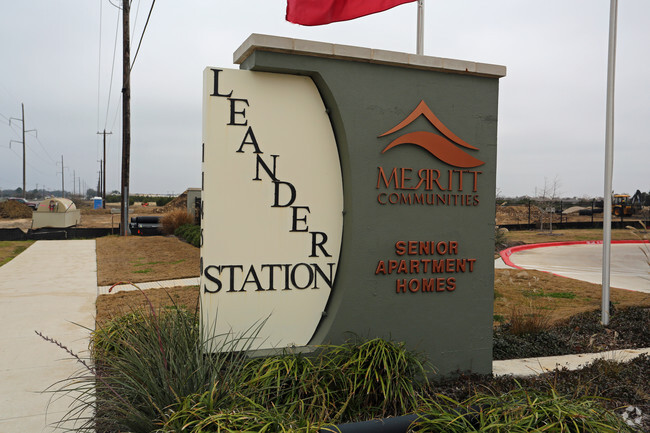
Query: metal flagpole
xmin=416 ymin=0 xmax=424 ymax=55
xmin=602 ymin=0 xmax=618 ymax=326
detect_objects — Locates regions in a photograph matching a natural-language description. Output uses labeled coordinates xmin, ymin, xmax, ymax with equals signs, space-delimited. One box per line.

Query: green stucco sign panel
xmin=202 ymin=34 xmax=505 ymax=376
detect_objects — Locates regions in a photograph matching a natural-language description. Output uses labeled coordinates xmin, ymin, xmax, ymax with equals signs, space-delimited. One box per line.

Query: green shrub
xmin=175 ymin=223 xmax=200 ymax=247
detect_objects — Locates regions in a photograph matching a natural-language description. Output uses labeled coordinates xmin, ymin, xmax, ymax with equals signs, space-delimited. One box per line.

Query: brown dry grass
xmin=95 ymin=285 xmax=199 ymax=325
xmin=95 ymin=235 xmax=199 ymax=286
xmin=161 ymin=209 xmax=193 ymax=235
xmin=494 ymin=268 xmax=650 ymax=325
xmin=93 ymin=231 xmax=650 ymax=332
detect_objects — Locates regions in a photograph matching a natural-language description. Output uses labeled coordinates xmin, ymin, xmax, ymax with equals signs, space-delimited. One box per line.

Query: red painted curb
xmin=499 ymin=240 xmax=649 ymax=270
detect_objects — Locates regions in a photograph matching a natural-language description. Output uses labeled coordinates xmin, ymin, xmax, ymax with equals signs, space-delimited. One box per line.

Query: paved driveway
xmin=500 ymin=242 xmax=650 ymax=293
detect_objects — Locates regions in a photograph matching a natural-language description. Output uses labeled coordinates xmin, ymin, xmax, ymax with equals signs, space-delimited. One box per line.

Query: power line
xmin=1 ymin=115 xmax=22 ymax=137
xmin=6 ymin=146 xmax=21 ymax=159
xmin=104 ymin=4 xmax=121 ymax=130
xmin=131 ymin=0 xmax=142 ymax=37
xmin=110 ymin=93 xmax=122 ymax=132
xmin=25 ymin=142 xmax=54 ymax=166
xmin=131 ymin=0 xmax=155 ymax=70
xmin=97 ymin=0 xmax=103 ymax=133
xmin=33 ymin=135 xmax=57 ymax=164
xmin=6 ymin=146 xmax=51 ymax=177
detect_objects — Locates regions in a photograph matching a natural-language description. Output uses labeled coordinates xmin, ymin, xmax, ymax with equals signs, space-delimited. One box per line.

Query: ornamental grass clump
xmin=85 ymin=296 xmax=260 ymax=433
xmin=162 ymin=389 xmax=320 ymax=433
xmin=239 ymin=353 xmax=343 ymax=423
xmin=324 ymin=337 xmax=431 ymax=419
xmin=413 ymin=387 xmax=635 ymax=433
xmin=42 ymin=294 xmax=637 ymax=433
xmin=161 ymin=209 xmax=194 ymax=235
xmin=159 ymin=338 xmax=432 ymax=431
xmin=92 ymin=307 xmax=204 ymax=432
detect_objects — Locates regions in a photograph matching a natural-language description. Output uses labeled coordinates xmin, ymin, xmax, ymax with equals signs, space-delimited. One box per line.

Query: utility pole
xmin=98 ymin=160 xmax=102 ymax=196
xmin=121 ymin=0 xmax=131 ymax=236
xmin=73 ymin=170 xmax=76 ymax=197
xmin=59 ymin=155 xmax=65 ymax=198
xmin=97 ymin=129 xmax=112 ymax=208
xmin=9 ymin=103 xmax=36 ymax=198
xmin=21 ymin=105 xmax=25 ymax=198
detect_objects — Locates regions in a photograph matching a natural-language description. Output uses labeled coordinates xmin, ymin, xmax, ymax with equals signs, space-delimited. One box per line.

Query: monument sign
xmin=202 ymin=34 xmax=506 ymax=375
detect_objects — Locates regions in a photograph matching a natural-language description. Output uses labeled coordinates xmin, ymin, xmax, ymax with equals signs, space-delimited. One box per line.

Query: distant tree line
xmin=0 ymin=187 xmax=175 ymax=206
xmin=497 ymin=192 xmax=650 ymax=207
xmin=105 ymin=194 xmax=174 ymax=207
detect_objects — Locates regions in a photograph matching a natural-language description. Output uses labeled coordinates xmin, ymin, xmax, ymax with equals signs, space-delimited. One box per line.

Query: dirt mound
xmin=153 ymin=191 xmax=188 ymax=214
xmin=496 ymin=205 xmax=542 ymax=224
xmin=0 ymin=200 xmax=32 ymax=219
xmin=81 ymin=208 xmax=112 ymax=215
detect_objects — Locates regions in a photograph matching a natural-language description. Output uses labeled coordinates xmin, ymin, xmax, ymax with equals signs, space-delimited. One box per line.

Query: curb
xmin=499 ymin=240 xmax=649 ymax=270
xmin=98 ymin=277 xmax=200 ymax=295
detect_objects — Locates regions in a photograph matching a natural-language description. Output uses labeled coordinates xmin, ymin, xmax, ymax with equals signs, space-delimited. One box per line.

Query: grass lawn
xmin=95 ymin=235 xmax=199 ymax=286
xmin=0 ymin=240 xmax=34 ymax=267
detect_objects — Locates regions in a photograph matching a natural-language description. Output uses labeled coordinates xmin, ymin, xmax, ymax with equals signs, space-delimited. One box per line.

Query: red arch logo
xmin=378 ymin=100 xmax=485 ymax=168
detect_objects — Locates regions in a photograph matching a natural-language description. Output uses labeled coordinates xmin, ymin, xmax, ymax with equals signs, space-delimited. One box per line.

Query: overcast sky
xmin=1 ymin=0 xmax=648 ymax=198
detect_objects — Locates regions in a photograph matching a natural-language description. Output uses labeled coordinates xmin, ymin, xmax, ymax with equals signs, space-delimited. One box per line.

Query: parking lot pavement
xmin=0 ymin=240 xmax=96 ymax=432
xmin=500 ymin=242 xmax=650 ymax=293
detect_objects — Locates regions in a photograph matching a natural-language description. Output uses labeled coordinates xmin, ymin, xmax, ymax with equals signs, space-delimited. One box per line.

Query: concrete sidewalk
xmin=494 ymin=347 xmax=650 ymax=377
xmin=0 ymin=240 xmax=96 ymax=432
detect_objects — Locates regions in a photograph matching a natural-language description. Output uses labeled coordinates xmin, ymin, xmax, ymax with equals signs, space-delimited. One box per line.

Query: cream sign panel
xmin=201 ymin=68 xmax=344 ymax=350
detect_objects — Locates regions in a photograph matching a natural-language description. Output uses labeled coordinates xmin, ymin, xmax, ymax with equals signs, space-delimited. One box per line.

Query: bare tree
xmin=535 ymin=176 xmax=562 ymax=233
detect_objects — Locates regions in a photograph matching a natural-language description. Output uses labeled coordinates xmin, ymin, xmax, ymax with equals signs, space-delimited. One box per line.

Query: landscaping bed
xmin=57 ymin=299 xmax=650 ymax=432
xmin=28 ymin=229 xmax=650 ymax=431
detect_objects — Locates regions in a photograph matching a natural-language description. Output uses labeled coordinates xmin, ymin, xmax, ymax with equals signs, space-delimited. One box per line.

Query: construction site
xmin=0 ymin=189 xmax=200 ymax=239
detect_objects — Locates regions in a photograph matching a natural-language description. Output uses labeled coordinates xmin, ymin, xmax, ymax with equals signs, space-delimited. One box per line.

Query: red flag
xmin=286 ymin=0 xmax=416 ymax=26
